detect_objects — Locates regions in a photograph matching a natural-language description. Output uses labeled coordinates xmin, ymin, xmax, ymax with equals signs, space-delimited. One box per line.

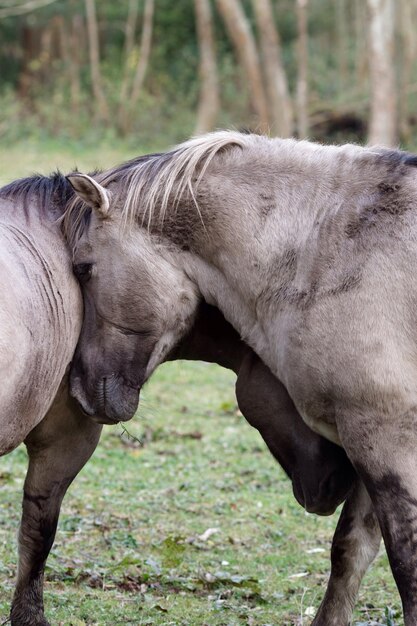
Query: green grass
xmin=0 ymin=137 xmax=148 ymax=186
xmin=0 ymin=361 xmax=402 ymax=625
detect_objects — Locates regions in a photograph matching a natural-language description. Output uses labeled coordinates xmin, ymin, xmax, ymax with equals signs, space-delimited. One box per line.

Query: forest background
xmin=0 ymin=0 xmax=412 ymax=157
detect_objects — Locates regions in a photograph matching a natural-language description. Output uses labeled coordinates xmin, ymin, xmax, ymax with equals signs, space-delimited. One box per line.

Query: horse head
xmin=65 ymin=173 xmax=199 ymax=424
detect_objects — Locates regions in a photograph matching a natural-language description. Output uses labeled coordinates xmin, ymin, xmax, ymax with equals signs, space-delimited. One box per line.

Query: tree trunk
xmin=57 ymin=15 xmax=69 ymax=65
xmin=296 ymin=0 xmax=309 ymax=138
xmin=56 ymin=16 xmax=80 ymax=115
xmin=215 ymin=0 xmax=269 ymax=133
xmin=69 ymin=13 xmax=82 ymax=114
xmin=85 ymin=0 xmax=109 ymax=123
xmin=39 ymin=19 xmax=53 ymax=86
xmin=367 ymin=0 xmax=397 ymax=146
xmin=336 ymin=0 xmax=348 ymax=95
xmin=120 ymin=0 xmax=154 ymax=134
xmin=18 ymin=25 xmax=39 ymax=102
xmin=398 ymin=0 xmax=415 ymax=142
xmin=118 ymin=0 xmax=140 ymax=122
xmin=252 ymin=0 xmax=293 ymax=137
xmin=130 ymin=0 xmax=154 ymax=105
xmin=354 ymin=0 xmax=368 ymax=90
xmin=0 ymin=0 xmax=57 ymax=19
xmin=194 ymin=0 xmax=220 ymax=135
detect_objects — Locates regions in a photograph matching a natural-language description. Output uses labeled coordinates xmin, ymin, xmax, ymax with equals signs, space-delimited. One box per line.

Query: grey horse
xmin=0 ymin=175 xmax=102 ymax=625
xmin=0 ymin=174 xmax=354 ymax=624
xmin=64 ymin=130 xmax=416 ymax=624
xmin=0 ymin=176 xmax=81 ymax=455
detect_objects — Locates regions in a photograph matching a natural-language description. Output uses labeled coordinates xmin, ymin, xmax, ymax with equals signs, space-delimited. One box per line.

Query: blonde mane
xmin=101 ymin=130 xmax=249 ymax=228
xmin=63 ymin=131 xmax=250 ymax=245
xmin=64 ymin=130 xmax=416 ymax=248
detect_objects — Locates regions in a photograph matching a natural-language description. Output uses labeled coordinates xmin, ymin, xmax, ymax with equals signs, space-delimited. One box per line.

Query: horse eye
xmin=73 ymin=263 xmax=93 ymax=282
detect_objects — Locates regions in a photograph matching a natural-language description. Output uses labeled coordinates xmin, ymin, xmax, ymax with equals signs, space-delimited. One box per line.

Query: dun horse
xmin=0 ymin=174 xmax=353 ymax=623
xmin=0 ymin=175 xmax=101 ymax=625
xmin=66 ymin=131 xmax=417 ymax=625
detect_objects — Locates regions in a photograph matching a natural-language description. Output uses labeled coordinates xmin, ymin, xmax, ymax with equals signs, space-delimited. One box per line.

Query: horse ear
xmin=66 ymin=173 xmax=111 ymax=218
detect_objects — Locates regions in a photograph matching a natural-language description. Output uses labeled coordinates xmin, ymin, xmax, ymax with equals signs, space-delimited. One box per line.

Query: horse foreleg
xmin=337 ymin=408 xmax=417 ymax=626
xmin=311 ymin=480 xmax=381 ymax=626
xmin=10 ymin=383 xmax=102 ymax=626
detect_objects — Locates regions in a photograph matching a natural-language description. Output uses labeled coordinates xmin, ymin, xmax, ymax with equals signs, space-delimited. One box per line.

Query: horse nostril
xmin=94 ymin=377 xmax=107 ymax=414
xmin=106 ymin=373 xmax=120 ymax=394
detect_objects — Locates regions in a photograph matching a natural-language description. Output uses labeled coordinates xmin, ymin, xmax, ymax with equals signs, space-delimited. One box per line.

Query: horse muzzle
xmin=292 ymin=461 xmax=356 ymax=516
xmin=70 ymin=373 xmax=140 ymax=424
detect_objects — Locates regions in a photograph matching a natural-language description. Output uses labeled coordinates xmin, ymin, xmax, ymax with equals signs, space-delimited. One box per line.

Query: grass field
xmin=0 ymin=140 xmax=403 ymax=625
xmin=0 ymin=137 xmax=145 ymax=187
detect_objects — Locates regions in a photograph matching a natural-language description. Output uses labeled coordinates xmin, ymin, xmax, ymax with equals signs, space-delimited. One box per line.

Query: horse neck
xmin=166 ymin=302 xmax=249 ymax=373
xmin=0 ymin=195 xmax=63 ymax=234
xmin=0 ymin=196 xmax=82 ymax=416
xmin=177 ymin=141 xmax=375 ymax=372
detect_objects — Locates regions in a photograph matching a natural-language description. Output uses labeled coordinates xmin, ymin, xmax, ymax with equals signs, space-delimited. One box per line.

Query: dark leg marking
xmin=311 ymin=481 xmax=381 ymax=626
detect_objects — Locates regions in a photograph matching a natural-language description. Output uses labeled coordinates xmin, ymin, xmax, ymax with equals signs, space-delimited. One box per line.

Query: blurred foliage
xmin=0 ymin=0 xmax=416 ymax=148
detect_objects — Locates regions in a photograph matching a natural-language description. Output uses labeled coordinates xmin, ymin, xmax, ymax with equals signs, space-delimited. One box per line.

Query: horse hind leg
xmin=10 ymin=384 xmax=102 ymax=626
xmin=336 ymin=406 xmax=417 ymax=626
xmin=311 ymin=480 xmax=381 ymax=626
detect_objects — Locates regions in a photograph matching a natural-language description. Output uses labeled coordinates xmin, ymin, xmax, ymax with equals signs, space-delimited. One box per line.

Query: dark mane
xmin=376 ymin=149 xmax=417 ymax=171
xmin=0 ymin=171 xmax=75 ymax=219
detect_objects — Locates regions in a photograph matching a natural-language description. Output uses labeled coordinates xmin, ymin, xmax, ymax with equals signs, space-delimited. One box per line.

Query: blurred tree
xmin=296 ymin=0 xmax=308 ymax=138
xmin=18 ymin=22 xmax=39 ymax=103
xmin=120 ymin=0 xmax=154 ymax=134
xmin=367 ymin=0 xmax=397 ymax=146
xmin=252 ymin=0 xmax=293 ymax=137
xmin=56 ymin=8 xmax=81 ymax=115
xmin=0 ymin=0 xmax=57 ymax=19
xmin=398 ymin=0 xmax=416 ymax=142
xmin=1 ymin=0 xmax=416 ymax=147
xmin=336 ymin=0 xmax=348 ymax=94
xmin=85 ymin=0 xmax=109 ymax=122
xmin=215 ymin=0 xmax=269 ymax=133
xmin=68 ymin=6 xmax=82 ymax=114
xmin=354 ymin=0 xmax=368 ymax=92
xmin=130 ymin=0 xmax=154 ymax=107
xmin=118 ymin=0 xmax=140 ymax=122
xmin=194 ymin=0 xmax=219 ymax=134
